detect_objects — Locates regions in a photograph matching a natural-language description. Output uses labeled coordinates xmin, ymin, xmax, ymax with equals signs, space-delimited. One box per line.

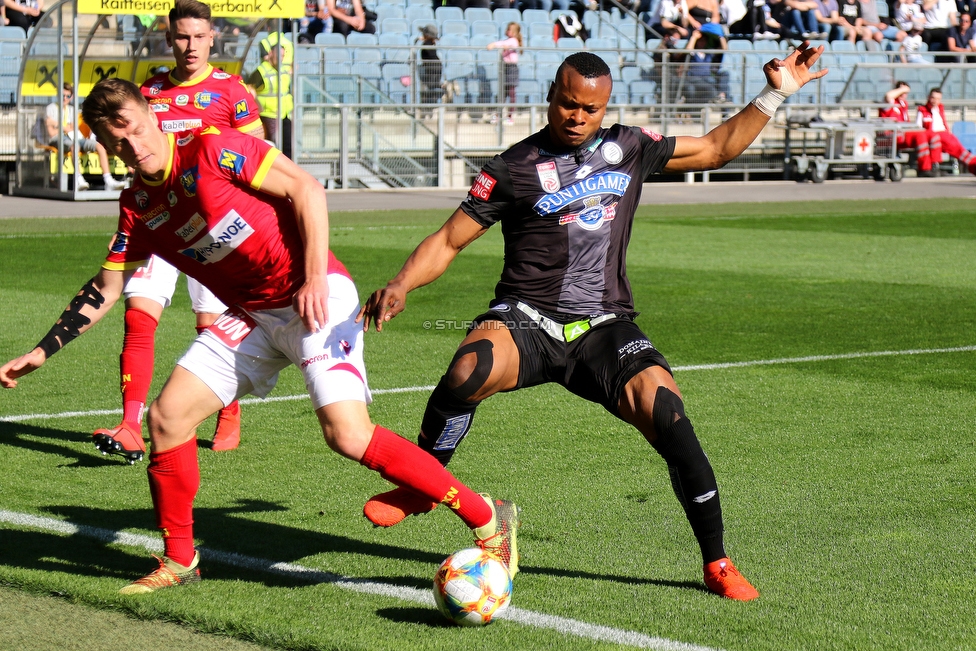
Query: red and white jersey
xmin=103 ymin=126 xmax=349 ymax=311
xmin=917 ymin=102 xmax=948 ymax=132
xmin=880 ymin=95 xmax=909 ymax=122
xmin=141 ymin=64 xmax=261 ymax=134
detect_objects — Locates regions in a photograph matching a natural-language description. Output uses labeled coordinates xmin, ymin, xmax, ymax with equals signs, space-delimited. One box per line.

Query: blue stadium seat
xmin=526 ymin=20 xmax=554 ymax=40
xmin=314 ymin=32 xmax=346 ymax=45
xmin=470 ymin=34 xmax=497 ymax=48
xmin=405 ymin=4 xmax=434 ymax=23
xmin=440 ymin=20 xmax=469 ymax=37
xmin=529 ymin=33 xmax=555 ymax=48
xmin=523 ymin=9 xmax=550 ymax=24
xmin=629 ymin=79 xmax=657 ymax=104
xmin=347 ymin=32 xmax=379 ymax=46
xmin=435 ymin=6 xmax=464 ymax=23
xmin=375 ymin=4 xmax=405 ymax=22
xmin=516 ymin=79 xmax=543 ymax=102
xmin=439 ymin=34 xmax=468 ymax=46
xmin=493 ymin=8 xmax=521 ymax=26
xmin=381 ymin=62 xmax=412 ymax=102
xmin=464 ymin=7 xmax=493 ymax=23
xmin=557 ymin=36 xmax=585 ymax=48
xmin=472 ymin=20 xmax=499 ymax=39
xmin=381 ymin=17 xmax=410 ymax=35
xmin=952 ymin=121 xmax=976 ymax=152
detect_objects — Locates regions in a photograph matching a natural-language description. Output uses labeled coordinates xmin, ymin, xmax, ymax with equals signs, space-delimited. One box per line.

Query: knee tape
xmin=445 ymin=339 xmax=494 ymax=401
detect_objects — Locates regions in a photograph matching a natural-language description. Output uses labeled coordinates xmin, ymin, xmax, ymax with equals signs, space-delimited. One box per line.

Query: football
xmin=432 ymin=547 xmax=513 ymax=626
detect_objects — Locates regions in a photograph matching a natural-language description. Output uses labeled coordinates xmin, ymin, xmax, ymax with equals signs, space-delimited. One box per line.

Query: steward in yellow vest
xmin=248 ymin=32 xmax=294 ymax=157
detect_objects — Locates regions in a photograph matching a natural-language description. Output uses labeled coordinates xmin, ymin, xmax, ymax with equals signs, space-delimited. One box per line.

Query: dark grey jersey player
xmin=359 ymin=49 xmax=826 ymax=600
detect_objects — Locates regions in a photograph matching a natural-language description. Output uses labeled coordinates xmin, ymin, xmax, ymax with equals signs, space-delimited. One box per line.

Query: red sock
xmin=120 ymin=308 xmax=158 ymax=424
xmin=147 ymin=438 xmax=199 ymax=566
xmin=361 ymin=425 xmax=492 ymax=529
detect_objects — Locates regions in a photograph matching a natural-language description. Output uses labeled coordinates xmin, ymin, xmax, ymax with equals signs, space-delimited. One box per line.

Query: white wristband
xmin=751 ymin=68 xmax=801 ymax=117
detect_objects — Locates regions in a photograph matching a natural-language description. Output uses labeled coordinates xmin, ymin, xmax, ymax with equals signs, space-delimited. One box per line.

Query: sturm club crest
xmin=601 ymin=142 xmax=623 ymax=165
xmin=558 ymin=197 xmax=618 ymax=230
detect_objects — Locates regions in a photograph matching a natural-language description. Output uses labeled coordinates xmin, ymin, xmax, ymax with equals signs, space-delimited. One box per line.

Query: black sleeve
xmin=625 ymin=125 xmax=677 ymax=182
xmin=459 ymin=154 xmax=516 ymax=228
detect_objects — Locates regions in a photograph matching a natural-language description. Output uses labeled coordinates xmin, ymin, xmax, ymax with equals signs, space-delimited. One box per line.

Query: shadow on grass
xmin=1 ymin=499 xmax=707 ymax=597
xmin=0 ymin=421 xmax=127 ymax=468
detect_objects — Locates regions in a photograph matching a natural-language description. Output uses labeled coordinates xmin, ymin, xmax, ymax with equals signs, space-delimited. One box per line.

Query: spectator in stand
xmin=728 ymin=0 xmax=781 ymax=40
xmin=917 ymin=87 xmax=976 ymax=174
xmin=647 ymin=27 xmax=687 ymax=103
xmin=417 ymin=24 xmax=442 ymax=117
xmin=3 ymin=0 xmax=43 ymax=35
xmin=685 ymin=0 xmax=723 ymax=35
xmin=880 ymin=81 xmax=942 ymax=175
xmin=297 ymin=0 xmax=331 ymax=43
xmin=894 ymin=0 xmax=924 ymax=30
xmin=946 ymin=10 xmax=976 ymax=60
xmin=921 ymin=0 xmax=957 ymax=57
xmin=859 ymin=0 xmax=907 ymax=48
xmin=683 ymin=37 xmax=730 ymax=103
xmin=900 ymin=24 xmax=930 ymax=59
xmin=647 ymin=0 xmax=689 ymax=39
xmin=814 ymin=0 xmax=847 ymax=40
xmin=487 ymin=22 xmax=522 ymax=125
xmin=837 ymin=0 xmax=866 ymax=42
xmin=786 ymin=0 xmax=824 ymax=37
xmin=325 ymin=0 xmax=375 ymax=37
xmin=42 ymin=83 xmax=125 ymax=192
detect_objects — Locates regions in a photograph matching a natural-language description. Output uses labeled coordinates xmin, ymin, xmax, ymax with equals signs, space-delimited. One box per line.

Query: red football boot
xmin=92 ymin=420 xmax=146 ymax=464
xmin=211 ymin=401 xmax=241 ymax=452
xmin=363 ymin=487 xmax=438 ymax=527
xmin=703 ymin=557 xmax=760 ymax=601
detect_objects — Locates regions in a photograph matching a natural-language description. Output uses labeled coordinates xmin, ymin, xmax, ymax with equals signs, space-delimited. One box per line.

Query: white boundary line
xmin=4 ymin=345 xmax=975 ymax=424
xmin=0 ymin=509 xmax=719 ymax=651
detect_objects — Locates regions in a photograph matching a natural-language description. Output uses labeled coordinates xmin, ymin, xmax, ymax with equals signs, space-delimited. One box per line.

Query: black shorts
xmin=471 ymin=300 xmax=672 ymax=416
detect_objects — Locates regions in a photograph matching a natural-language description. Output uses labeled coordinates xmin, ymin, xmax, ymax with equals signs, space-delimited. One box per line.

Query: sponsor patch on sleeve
xmin=640 ymin=127 xmax=663 ymax=141
xmin=469 ymin=172 xmax=496 ymax=201
xmin=218 ymin=148 xmax=246 ymax=174
xmin=234 ymin=99 xmax=250 ymax=120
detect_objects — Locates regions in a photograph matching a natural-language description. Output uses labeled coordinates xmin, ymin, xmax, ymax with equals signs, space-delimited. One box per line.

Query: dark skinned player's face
xmin=546 ymin=67 xmax=611 ymax=149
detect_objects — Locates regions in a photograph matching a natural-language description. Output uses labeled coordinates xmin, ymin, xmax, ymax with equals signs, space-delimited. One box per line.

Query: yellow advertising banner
xmin=22 ymin=59 xmax=243 ymax=96
xmin=76 ymin=0 xmax=304 ymax=18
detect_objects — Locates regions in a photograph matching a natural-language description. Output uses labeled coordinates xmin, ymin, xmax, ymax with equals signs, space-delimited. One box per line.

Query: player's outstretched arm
xmin=665 ymin=41 xmax=827 ymax=173
xmin=357 ymin=208 xmax=488 ymax=332
xmin=254 ymin=151 xmax=331 ymax=332
xmin=0 ymin=267 xmax=124 ymax=388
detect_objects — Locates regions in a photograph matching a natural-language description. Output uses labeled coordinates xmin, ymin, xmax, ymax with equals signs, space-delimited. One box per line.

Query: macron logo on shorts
xmin=179 ymin=210 xmax=254 ymax=264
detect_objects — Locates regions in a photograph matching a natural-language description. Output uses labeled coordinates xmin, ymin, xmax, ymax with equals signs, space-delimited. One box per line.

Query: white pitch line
xmin=4 ymin=345 xmax=976 ymax=424
xmin=0 ymin=509 xmax=719 ymax=651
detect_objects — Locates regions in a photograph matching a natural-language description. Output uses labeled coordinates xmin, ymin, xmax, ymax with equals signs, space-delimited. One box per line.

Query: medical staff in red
xmin=879 ymin=81 xmax=942 ymax=177
xmin=916 ymin=87 xmax=976 ymax=176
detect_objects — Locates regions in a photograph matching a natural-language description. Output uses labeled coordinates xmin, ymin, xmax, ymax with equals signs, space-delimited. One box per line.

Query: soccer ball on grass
xmin=432 ymin=547 xmax=513 ymax=626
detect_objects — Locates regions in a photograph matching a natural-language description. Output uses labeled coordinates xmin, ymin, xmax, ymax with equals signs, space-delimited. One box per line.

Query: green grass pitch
xmin=1 ymin=199 xmax=974 ymax=651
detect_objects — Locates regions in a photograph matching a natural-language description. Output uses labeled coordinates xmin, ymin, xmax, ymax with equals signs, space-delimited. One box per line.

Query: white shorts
xmin=176 ymin=273 xmax=372 ymax=410
xmin=123 ymin=255 xmax=227 ymax=314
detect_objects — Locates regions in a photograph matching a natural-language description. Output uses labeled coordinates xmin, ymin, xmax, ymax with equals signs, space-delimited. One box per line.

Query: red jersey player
xmin=92 ymin=0 xmax=264 ymax=461
xmin=0 ymin=77 xmax=520 ymax=593
xmin=879 ymin=81 xmax=942 ymax=177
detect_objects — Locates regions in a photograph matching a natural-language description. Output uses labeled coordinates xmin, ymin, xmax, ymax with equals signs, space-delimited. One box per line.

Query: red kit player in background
xmin=92 ymin=0 xmax=264 ymax=461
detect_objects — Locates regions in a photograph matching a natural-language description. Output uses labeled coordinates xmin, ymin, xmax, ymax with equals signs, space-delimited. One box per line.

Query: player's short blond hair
xmin=81 ymin=78 xmax=150 ymax=140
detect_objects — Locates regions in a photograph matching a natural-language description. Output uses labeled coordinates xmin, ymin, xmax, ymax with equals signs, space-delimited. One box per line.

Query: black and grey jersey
xmin=461 ymin=124 xmax=676 ymax=319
